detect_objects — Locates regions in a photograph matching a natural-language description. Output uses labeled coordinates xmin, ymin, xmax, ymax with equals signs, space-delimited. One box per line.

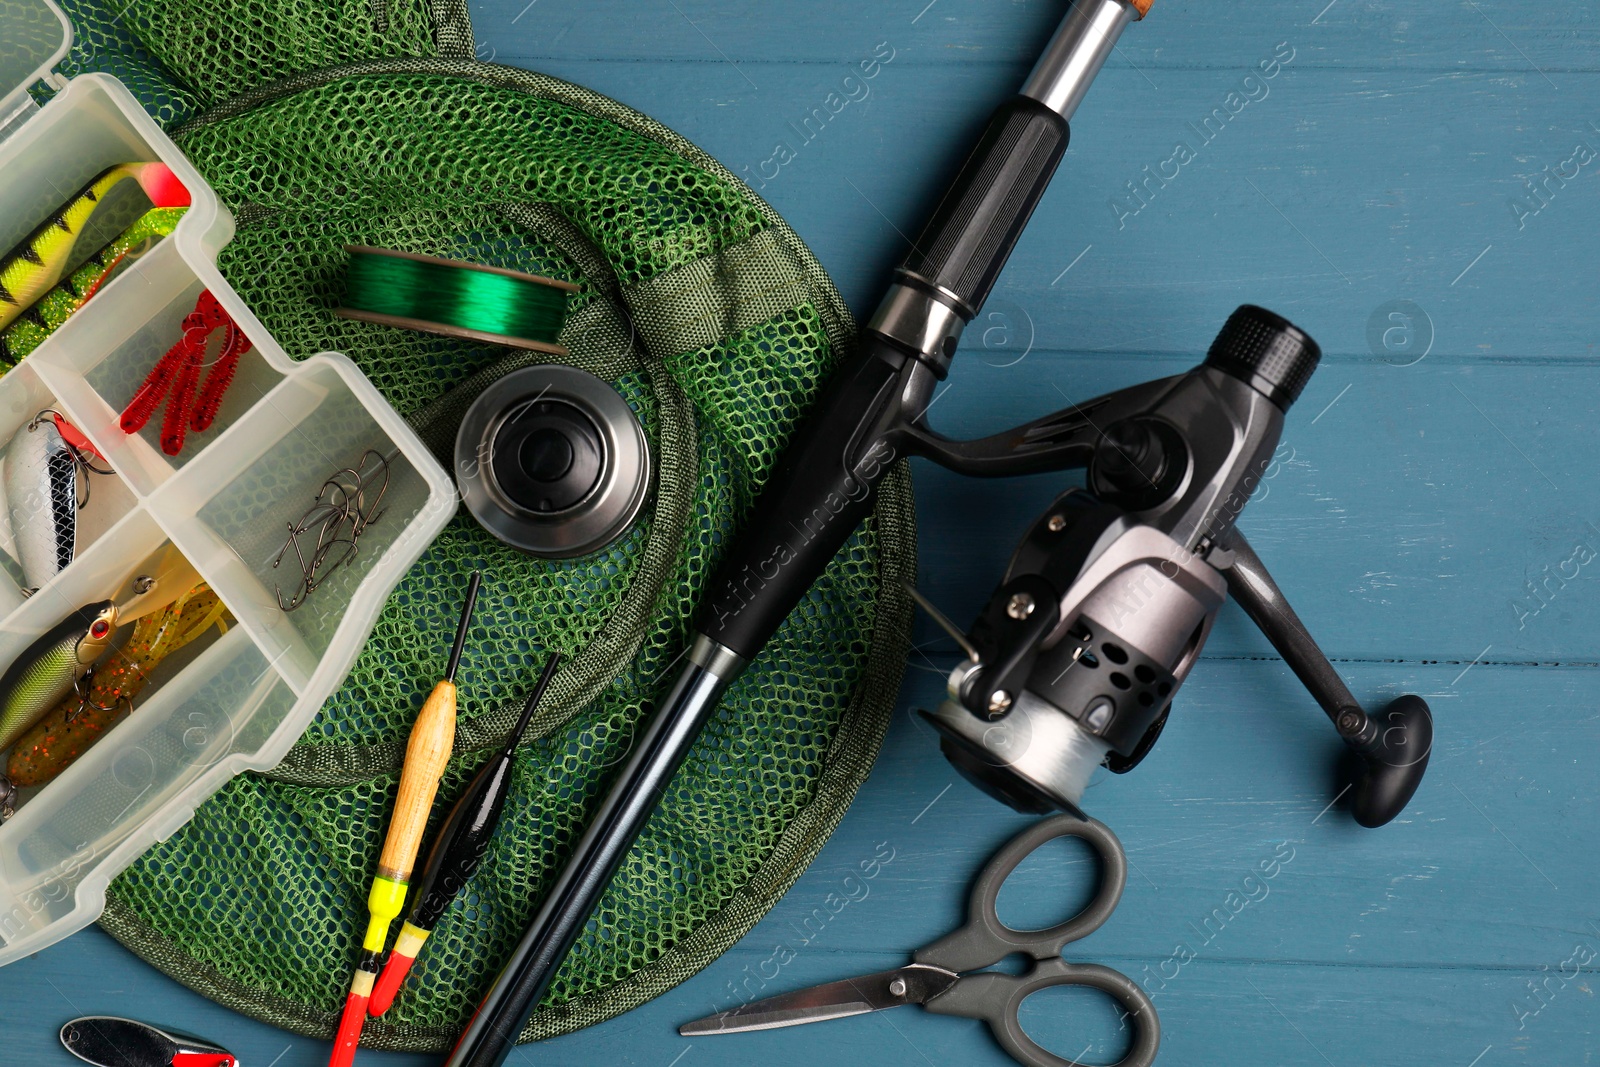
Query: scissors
xmin=680 ymin=815 xmax=1159 ymax=1067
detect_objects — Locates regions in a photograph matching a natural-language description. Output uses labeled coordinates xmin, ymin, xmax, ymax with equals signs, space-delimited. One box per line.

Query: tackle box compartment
xmin=0 ymin=0 xmax=456 ymax=963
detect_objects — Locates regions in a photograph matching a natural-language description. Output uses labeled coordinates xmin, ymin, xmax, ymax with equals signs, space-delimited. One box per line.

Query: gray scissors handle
xmin=914 ymin=814 xmax=1127 ymax=973
xmin=922 ymin=959 xmax=1159 ymax=1067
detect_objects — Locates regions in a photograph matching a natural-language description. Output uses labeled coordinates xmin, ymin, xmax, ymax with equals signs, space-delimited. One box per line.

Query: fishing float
xmin=329 ymin=570 xmax=482 ymax=1067
xmin=367 ymin=651 xmax=562 ymax=1016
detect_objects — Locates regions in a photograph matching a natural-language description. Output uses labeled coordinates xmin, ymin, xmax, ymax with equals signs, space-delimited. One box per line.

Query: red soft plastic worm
xmin=121 ymin=290 xmax=249 ymax=455
xmin=192 ymin=316 xmax=252 ymax=432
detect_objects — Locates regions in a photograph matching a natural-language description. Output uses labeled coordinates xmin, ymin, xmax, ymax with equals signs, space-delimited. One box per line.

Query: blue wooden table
xmin=15 ymin=2 xmax=1600 ymax=1063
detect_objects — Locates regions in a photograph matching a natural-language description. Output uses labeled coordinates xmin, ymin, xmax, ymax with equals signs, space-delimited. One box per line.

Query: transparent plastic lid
xmin=0 ymin=0 xmax=71 ymax=127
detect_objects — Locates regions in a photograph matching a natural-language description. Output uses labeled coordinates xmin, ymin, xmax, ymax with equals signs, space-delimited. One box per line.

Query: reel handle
xmin=1220 ymin=533 xmax=1432 ymax=827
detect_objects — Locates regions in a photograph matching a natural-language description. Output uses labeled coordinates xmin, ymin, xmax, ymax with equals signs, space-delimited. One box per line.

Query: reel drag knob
xmin=1204 ymin=304 xmax=1322 ymax=412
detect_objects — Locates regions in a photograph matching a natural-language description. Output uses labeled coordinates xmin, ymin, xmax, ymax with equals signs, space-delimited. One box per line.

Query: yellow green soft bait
xmin=0 ymin=206 xmax=188 ymax=368
xmin=6 ymin=583 xmax=228 ymax=787
xmin=0 ymin=162 xmax=189 ymax=332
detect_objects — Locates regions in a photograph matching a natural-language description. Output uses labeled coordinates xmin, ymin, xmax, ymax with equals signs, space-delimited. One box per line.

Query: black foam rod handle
xmin=699 ymin=99 xmax=1072 ymax=660
xmin=900 ymin=97 xmax=1069 ymax=316
xmin=696 ymin=336 xmax=906 ymax=660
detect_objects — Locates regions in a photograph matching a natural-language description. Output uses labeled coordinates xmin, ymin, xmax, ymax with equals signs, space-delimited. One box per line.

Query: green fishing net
xmin=32 ymin=0 xmax=915 ymax=1049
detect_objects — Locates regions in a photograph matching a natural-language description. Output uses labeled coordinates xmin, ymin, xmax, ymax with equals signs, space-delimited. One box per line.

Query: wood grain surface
xmin=378 ymin=682 xmax=457 ymax=881
xmin=11 ymin=2 xmax=1598 ymax=1065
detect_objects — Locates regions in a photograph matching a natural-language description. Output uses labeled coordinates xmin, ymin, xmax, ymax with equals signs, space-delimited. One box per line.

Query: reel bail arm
xmin=1218 ymin=533 xmax=1433 ymax=827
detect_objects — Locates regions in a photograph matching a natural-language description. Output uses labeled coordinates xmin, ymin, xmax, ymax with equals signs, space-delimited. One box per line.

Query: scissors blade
xmin=678 ymin=964 xmax=959 ymax=1036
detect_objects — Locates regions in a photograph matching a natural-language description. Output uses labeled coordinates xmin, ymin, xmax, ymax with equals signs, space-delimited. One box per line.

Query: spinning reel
xmin=908 ymin=305 xmax=1433 ymax=828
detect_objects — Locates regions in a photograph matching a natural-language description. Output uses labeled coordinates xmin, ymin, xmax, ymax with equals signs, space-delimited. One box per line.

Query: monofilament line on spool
xmin=336 ymin=245 xmax=579 ymax=354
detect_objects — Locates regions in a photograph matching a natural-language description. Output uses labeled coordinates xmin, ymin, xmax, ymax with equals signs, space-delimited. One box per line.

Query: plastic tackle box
xmin=0 ymin=0 xmax=457 ymax=963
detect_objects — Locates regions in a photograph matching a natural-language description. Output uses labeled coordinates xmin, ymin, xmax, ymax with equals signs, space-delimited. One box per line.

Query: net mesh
xmin=27 ymin=0 xmax=917 ymax=1050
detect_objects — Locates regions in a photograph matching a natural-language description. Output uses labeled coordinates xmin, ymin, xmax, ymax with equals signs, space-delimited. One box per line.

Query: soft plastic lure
xmin=0 ymin=600 xmax=116 ymax=757
xmin=0 ymin=206 xmax=188 ymax=367
xmin=6 ymin=583 xmax=229 ymax=787
xmin=120 ymin=289 xmax=251 ymax=455
xmin=0 ymin=162 xmax=189 ymax=332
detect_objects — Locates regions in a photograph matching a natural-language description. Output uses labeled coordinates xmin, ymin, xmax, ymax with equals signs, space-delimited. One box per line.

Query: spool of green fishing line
xmin=337 ymin=246 xmax=577 ymax=353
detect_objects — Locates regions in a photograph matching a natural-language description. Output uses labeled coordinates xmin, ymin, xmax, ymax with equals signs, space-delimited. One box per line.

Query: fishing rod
xmin=445 ymin=2 xmax=1161 ymax=1063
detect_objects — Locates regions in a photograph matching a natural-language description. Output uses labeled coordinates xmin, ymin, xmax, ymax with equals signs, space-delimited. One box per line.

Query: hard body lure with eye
xmin=7 ymin=584 xmax=228 ymax=786
xmin=0 ymin=600 xmax=116 ymax=755
xmin=0 ymin=163 xmax=189 ymax=332
xmin=0 ymin=206 xmax=188 ymax=368
xmin=3 ymin=413 xmax=85 ymax=590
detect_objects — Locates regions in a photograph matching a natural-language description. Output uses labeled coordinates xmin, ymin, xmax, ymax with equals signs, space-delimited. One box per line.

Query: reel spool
xmin=455 ymin=365 xmax=652 ymax=559
xmin=924 ymin=495 xmax=1224 ymax=814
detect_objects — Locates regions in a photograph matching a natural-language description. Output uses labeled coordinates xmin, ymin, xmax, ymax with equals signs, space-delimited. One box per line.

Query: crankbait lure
xmin=1 ymin=409 xmax=111 ymax=591
xmin=0 ymin=206 xmax=187 ymax=368
xmin=60 ymin=1015 xmax=236 ymax=1067
xmin=0 ymin=600 xmax=117 ymax=758
xmin=0 ymin=162 xmax=189 ymax=332
xmin=7 ymin=583 xmax=229 ymax=787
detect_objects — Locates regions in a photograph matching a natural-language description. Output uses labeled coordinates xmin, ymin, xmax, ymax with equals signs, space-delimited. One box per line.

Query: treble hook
xmin=64 ymin=665 xmax=129 ymax=726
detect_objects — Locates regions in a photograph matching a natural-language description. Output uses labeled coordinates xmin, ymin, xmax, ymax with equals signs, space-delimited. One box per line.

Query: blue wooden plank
xmin=9 ymin=2 xmax=1600 ymax=1066
xmin=476 ymin=50 xmax=1600 ymax=360
xmin=470 ymin=0 xmax=1600 ymax=73
xmin=13 ymin=658 xmax=1596 ymax=1065
xmin=911 ymin=357 xmax=1600 ymax=663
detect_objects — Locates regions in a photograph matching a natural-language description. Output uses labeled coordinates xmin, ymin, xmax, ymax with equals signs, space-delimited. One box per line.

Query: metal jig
xmin=28 ymin=408 xmax=113 ymax=510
